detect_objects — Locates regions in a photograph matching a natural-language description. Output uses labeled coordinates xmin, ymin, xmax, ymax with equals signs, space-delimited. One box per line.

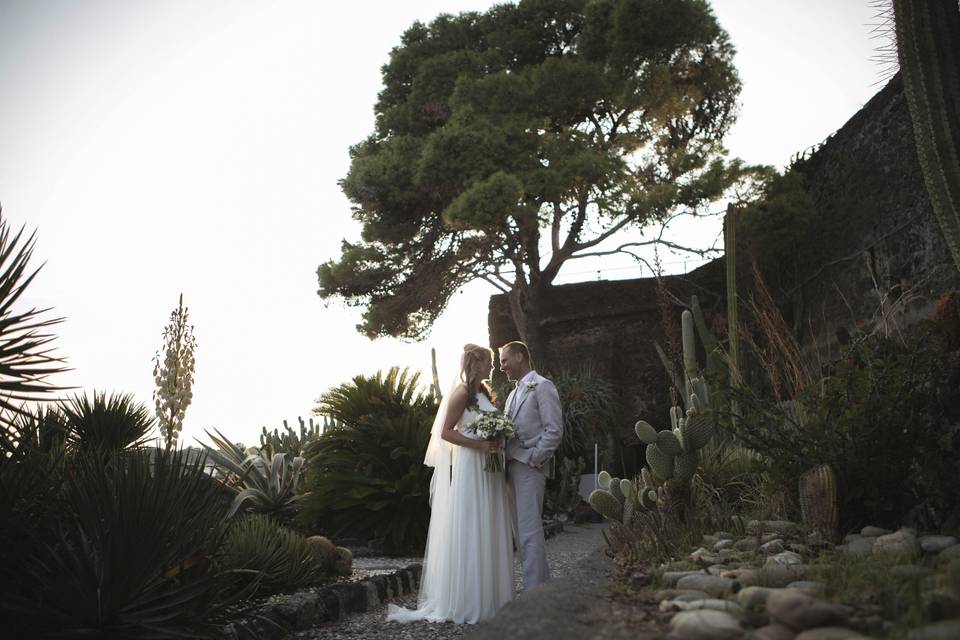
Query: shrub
xmin=59 ymin=390 xmax=156 ymax=453
xmin=730 ymin=325 xmax=960 ymax=532
xmin=219 ymin=513 xmax=321 ymax=597
xmin=2 ymin=447 xmax=240 ymax=639
xmin=298 ymin=367 xmax=437 ymax=555
xmin=549 ymin=367 xmax=621 ymax=459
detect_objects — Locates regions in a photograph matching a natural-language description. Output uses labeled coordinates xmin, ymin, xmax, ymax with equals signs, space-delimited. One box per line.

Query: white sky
xmin=0 ymin=0 xmax=886 ymax=447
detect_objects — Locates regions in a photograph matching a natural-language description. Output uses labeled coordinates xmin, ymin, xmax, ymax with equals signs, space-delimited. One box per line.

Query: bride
xmin=387 ymin=344 xmax=515 ymax=624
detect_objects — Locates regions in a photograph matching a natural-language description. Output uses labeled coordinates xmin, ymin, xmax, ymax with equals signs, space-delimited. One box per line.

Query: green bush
xmin=298 ymin=367 xmax=437 ymax=555
xmin=218 ymin=513 xmax=321 ymax=597
xmin=60 ymin=390 xmax=156 ymax=453
xmin=550 ymin=367 xmax=621 ymax=459
xmin=2 ymin=446 xmax=241 ymax=639
xmin=730 ymin=325 xmax=960 ymax=532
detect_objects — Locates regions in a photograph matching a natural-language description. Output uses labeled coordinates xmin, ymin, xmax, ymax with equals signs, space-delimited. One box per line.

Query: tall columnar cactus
xmin=893 ymin=0 xmax=960 ymax=273
xmin=724 ymin=205 xmax=741 ymax=425
xmin=799 ymin=464 xmax=839 ymax=544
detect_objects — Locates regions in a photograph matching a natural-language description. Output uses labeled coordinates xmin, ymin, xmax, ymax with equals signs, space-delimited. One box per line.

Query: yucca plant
xmin=299 ymin=367 xmax=437 ymax=555
xmin=549 ymin=367 xmax=621 ymax=459
xmin=218 ymin=513 xmax=321 ymax=597
xmin=59 ymin=390 xmax=155 ymax=453
xmin=201 ymin=427 xmax=308 ymax=523
xmin=0 ymin=206 xmax=70 ymax=444
xmin=6 ymin=447 xmax=241 ymax=639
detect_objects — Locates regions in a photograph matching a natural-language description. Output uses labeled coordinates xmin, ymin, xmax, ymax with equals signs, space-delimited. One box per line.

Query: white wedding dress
xmin=386 ymin=392 xmax=515 ymax=624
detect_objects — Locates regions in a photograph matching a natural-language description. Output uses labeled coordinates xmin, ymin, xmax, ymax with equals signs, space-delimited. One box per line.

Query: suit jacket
xmin=504 ymin=371 xmax=563 ymax=479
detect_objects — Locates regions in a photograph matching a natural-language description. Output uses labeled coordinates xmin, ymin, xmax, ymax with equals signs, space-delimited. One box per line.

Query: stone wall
xmin=488 ymin=74 xmax=959 ymax=467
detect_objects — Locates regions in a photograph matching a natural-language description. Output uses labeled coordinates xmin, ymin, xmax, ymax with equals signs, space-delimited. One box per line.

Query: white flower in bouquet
xmin=471 ymin=411 xmax=514 ymax=472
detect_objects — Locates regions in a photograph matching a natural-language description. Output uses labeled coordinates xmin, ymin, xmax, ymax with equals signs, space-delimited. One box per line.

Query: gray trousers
xmin=508 ymin=460 xmax=549 ymax=590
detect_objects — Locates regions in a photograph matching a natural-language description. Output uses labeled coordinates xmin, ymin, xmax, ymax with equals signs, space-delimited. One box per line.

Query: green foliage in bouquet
xmin=298 ymin=367 xmax=438 ymax=555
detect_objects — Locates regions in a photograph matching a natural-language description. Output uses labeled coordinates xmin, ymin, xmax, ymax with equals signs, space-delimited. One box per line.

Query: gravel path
xmin=292 ymin=523 xmax=607 ymax=640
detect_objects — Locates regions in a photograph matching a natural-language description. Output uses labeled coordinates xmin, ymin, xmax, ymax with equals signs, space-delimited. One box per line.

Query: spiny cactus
xmin=260 ymin=416 xmax=324 ymax=457
xmin=799 ymin=464 xmax=839 ymax=544
xmin=893 ymin=0 xmax=960 ymax=273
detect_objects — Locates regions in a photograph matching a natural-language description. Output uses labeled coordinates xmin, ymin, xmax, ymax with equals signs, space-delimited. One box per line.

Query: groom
xmin=499 ymin=341 xmax=562 ymax=591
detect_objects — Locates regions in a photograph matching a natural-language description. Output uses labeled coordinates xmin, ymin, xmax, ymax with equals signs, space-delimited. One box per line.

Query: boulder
xmin=766 ymin=589 xmax=853 ymax=630
xmin=738 ymin=586 xmax=778 ymax=609
xmin=860 ymin=526 xmax=892 ymax=537
xmin=669 ymin=609 xmax=743 ymax=640
xmin=873 ymin=530 xmax=920 ymax=558
xmin=919 ymin=535 xmax=957 ymax=554
xmin=753 ymin=623 xmax=797 ymax=640
xmin=766 ymin=551 xmax=804 ymax=566
xmin=676 ymin=574 xmax=737 ymax=597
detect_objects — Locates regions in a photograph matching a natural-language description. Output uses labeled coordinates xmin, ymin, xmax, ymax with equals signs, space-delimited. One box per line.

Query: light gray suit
xmin=504 ymin=371 xmax=562 ymax=591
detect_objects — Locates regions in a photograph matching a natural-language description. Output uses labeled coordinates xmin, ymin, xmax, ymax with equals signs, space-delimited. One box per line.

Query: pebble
xmin=714 ymin=539 xmax=735 ymax=551
xmin=842 ymin=534 xmax=863 ymax=544
xmin=676 ymin=574 xmax=737 ymax=597
xmin=873 ymin=530 xmax=920 ymax=558
xmin=669 ymin=609 xmax=744 ymax=640
xmin=860 ymin=526 xmax=892 ymax=537
xmin=838 ymin=538 xmax=874 ymax=558
xmin=794 ymin=627 xmax=868 ymax=640
xmin=753 ymin=623 xmax=796 ymax=640
xmin=759 ymin=565 xmax=809 ymax=588
xmin=907 ymin=620 xmax=960 ymax=640
xmin=737 ymin=586 xmax=777 ymax=609
xmin=734 ymin=538 xmax=760 ymax=552
xmin=785 ymin=581 xmax=823 ymax=594
xmin=766 ymin=589 xmax=853 ymax=630
xmin=664 ymin=571 xmax=707 ymax=587
xmin=656 ymin=589 xmax=711 ymax=601
xmin=761 ymin=533 xmax=781 ymax=544
xmin=721 ymin=568 xmax=759 ymax=586
xmin=760 ymin=539 xmax=785 ymax=554
xmin=919 ymin=535 xmax=957 ymax=553
xmin=670 ymin=599 xmax=745 ymax=616
xmin=765 ymin=551 xmax=803 ymax=566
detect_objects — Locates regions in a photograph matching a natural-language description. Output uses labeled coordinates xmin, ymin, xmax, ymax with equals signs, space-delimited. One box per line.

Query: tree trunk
xmin=507 ymin=282 xmax=548 ymax=369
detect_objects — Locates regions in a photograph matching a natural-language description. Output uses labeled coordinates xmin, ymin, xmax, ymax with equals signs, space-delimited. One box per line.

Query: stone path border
xmin=223 ymin=520 xmax=565 ymax=639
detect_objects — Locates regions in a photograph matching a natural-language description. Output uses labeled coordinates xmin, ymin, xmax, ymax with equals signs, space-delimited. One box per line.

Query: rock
xmin=754 ymin=623 xmax=797 ymax=640
xmin=889 ymin=564 xmax=934 ymax=580
xmin=691 ymin=547 xmax=712 ymax=560
xmin=676 ymin=574 xmax=737 ymax=597
xmin=860 ymin=526 xmax=892 ymax=537
xmin=924 ymin=589 xmax=960 ymax=621
xmin=907 ymin=620 xmax=960 ymax=640
xmin=664 ymin=571 xmax=706 ymax=587
xmin=672 ymin=598 xmax=745 ymax=615
xmin=738 ymin=586 xmax=778 ymax=609
xmin=766 ymin=551 xmax=804 ymax=566
xmin=786 ymin=581 xmax=823 ymax=594
xmin=715 ymin=539 xmax=735 ymax=551
xmin=722 ymin=568 xmax=760 ymax=586
xmin=761 ymin=539 xmax=786 ymax=554
xmin=766 ymin=589 xmax=853 ymax=630
xmin=761 ymin=533 xmax=782 ymax=544
xmin=674 ymin=591 xmax=714 ymax=602
xmin=669 ymin=609 xmax=743 ymax=640
xmin=655 ymin=588 xmax=711 ymax=601
xmin=735 ymin=538 xmax=760 ymax=552
xmin=715 ymin=531 xmax=735 ymax=540
xmin=703 ymin=534 xmax=720 ymax=546
xmin=788 ymin=544 xmax=809 ymax=555
xmin=873 ymin=530 xmax=920 ymax=558
xmin=333 ymin=546 xmax=353 ymax=576
xmin=842 ymin=533 xmax=863 ymax=544
xmin=760 ymin=565 xmax=809 ymax=588
xmin=794 ymin=627 xmax=868 ymax=640
xmin=919 ymin=535 xmax=957 ymax=553
xmin=708 ymin=565 xmax=728 ymax=576
xmin=839 ymin=537 xmax=875 ymax=558
xmin=748 ymin=520 xmax=800 ymax=535
xmin=935 ymin=543 xmax=960 ymax=562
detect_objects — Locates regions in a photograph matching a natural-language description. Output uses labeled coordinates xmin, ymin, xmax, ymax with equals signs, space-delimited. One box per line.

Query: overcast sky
xmin=0 ymin=0 xmax=886 ymax=447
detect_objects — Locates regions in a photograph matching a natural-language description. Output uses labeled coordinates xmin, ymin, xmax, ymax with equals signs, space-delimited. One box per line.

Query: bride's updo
xmin=460 ymin=344 xmax=496 ymax=409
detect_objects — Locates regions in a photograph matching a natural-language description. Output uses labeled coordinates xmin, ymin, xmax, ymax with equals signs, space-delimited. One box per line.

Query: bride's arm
xmin=440 ymin=385 xmax=500 ymax=452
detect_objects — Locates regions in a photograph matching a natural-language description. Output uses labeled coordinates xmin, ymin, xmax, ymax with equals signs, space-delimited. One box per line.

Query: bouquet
xmin=472 ymin=411 xmax=515 ymax=472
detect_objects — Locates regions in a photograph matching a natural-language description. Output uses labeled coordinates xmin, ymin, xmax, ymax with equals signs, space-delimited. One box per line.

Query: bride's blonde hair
xmin=460 ymin=344 xmax=496 ymax=409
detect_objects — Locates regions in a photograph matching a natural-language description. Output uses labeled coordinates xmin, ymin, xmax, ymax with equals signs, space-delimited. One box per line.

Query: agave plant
xmin=201 ymin=427 xmax=308 ymax=522
xmin=59 ymin=390 xmax=155 ymax=453
xmin=0 ymin=207 xmax=70 ymax=445
xmin=218 ymin=513 xmax=321 ymax=597
xmin=5 ymin=447 xmax=241 ymax=639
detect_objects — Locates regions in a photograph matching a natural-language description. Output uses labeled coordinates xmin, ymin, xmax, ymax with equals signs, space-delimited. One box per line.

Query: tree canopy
xmin=318 ymin=0 xmax=746 ymax=352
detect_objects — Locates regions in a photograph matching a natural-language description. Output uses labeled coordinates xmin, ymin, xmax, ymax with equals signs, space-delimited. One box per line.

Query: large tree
xmin=318 ymin=0 xmax=746 ymax=361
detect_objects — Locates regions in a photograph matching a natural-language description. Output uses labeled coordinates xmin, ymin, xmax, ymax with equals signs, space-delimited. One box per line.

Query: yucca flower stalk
xmin=153 ymin=293 xmax=196 ymax=450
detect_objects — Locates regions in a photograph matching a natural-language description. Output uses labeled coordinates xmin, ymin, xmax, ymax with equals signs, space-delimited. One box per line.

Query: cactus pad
xmin=682 ymin=413 xmax=713 ymax=450
xmin=589 ymin=489 xmax=623 ymax=522
xmin=619 ymin=478 xmax=635 ymax=500
xmin=640 ymin=487 xmax=658 ymax=510
xmin=598 ymin=470 xmax=611 ymax=489
xmin=645 ymin=443 xmax=674 ymax=480
xmin=610 ymin=477 xmax=624 ymax=504
xmin=657 ymin=430 xmax=682 ymax=456
xmin=640 ymin=467 xmax=654 ymax=490
xmin=674 ymin=448 xmax=700 ymax=482
xmin=634 ymin=420 xmax=658 ymax=444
